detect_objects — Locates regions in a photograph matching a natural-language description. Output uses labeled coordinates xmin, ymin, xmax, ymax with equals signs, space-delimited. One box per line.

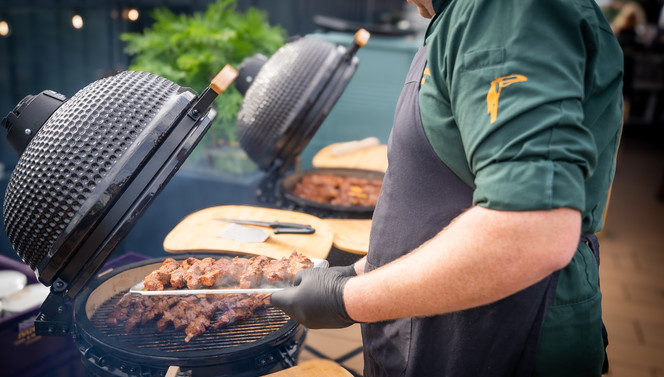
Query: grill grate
xmin=91 ymin=292 xmax=290 ymax=353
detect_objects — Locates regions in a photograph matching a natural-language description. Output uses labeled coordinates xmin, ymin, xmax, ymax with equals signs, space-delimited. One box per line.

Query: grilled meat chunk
xmin=239 ymin=255 xmax=270 ymax=289
xmin=143 ymin=258 xmax=179 ymax=290
xmin=200 ymin=257 xmax=232 ymax=286
xmin=287 ymin=251 xmax=315 ymax=280
xmin=106 ymin=293 xmax=135 ymax=326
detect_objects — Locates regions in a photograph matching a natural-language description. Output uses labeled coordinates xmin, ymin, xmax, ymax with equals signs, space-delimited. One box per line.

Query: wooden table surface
xmin=264 ymin=359 xmax=354 ymax=377
xmin=324 ymin=219 xmax=371 ymax=255
xmin=163 ymin=205 xmax=333 ymax=261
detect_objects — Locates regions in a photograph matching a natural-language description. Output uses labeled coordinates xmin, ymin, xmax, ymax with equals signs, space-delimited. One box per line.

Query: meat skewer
xmin=145 ymin=251 xmax=313 ymax=291
xmin=155 ymin=296 xmax=200 ymax=332
xmin=184 ymin=296 xmax=236 ymax=342
xmin=107 ymin=293 xmax=135 ymax=326
xmin=211 ymin=294 xmax=269 ymax=330
xmin=110 ymin=252 xmax=315 ymax=342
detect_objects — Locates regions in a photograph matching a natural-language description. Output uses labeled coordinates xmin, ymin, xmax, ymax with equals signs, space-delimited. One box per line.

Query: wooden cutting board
xmin=312 ymin=143 xmax=388 ymax=172
xmin=264 ymin=359 xmax=353 ymax=377
xmin=323 ymin=219 xmax=371 ymax=255
xmin=163 ymin=205 xmax=333 ymax=260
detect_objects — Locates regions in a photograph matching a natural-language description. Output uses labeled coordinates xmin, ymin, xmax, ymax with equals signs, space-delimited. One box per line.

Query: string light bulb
xmin=72 ymin=14 xmax=84 ymax=29
xmin=0 ymin=20 xmax=9 ymax=37
xmin=127 ymin=9 xmax=139 ymax=22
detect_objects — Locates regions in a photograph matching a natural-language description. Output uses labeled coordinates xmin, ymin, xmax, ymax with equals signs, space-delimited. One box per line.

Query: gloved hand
xmin=328 ymin=263 xmax=358 ymax=277
xmin=270 ymin=268 xmax=356 ymax=329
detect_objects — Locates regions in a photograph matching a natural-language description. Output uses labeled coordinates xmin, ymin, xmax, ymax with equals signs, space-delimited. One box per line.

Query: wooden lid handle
xmin=210 ymin=65 xmax=239 ymax=94
xmin=354 ymin=29 xmax=370 ymax=47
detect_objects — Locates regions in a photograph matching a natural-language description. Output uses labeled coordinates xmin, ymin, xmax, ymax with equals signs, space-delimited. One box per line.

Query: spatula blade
xmin=217 ymin=223 xmax=269 ymax=243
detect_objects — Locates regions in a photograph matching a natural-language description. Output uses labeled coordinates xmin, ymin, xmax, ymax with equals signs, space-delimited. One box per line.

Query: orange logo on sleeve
xmin=421 ymin=67 xmax=431 ymax=85
xmin=486 ymin=74 xmax=527 ymax=123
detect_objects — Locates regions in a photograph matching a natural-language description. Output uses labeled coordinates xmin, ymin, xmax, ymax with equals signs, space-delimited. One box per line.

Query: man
xmin=271 ymin=0 xmax=624 ymax=375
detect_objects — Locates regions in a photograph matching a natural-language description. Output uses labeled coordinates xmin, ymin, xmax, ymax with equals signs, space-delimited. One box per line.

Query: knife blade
xmin=215 ymin=218 xmax=315 ymax=234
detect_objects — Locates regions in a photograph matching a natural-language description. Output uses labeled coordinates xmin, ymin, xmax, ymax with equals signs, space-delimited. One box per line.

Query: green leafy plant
xmin=121 ymin=0 xmax=286 ymax=147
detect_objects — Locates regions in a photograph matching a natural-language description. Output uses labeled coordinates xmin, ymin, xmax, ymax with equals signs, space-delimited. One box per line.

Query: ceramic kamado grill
xmin=235 ymin=29 xmax=382 ymax=219
xmin=1 ymin=66 xmax=312 ymax=376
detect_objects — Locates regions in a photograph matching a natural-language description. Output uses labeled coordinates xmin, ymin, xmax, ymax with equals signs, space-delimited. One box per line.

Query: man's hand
xmin=270 ymin=268 xmax=356 ymax=329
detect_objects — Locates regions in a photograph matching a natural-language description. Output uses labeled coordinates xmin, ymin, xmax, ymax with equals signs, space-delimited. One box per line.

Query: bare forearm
xmin=343 ymin=206 xmax=581 ymax=322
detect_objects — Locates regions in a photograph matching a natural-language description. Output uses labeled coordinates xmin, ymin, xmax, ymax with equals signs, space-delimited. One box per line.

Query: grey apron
xmin=362 ymin=46 xmax=561 ymax=377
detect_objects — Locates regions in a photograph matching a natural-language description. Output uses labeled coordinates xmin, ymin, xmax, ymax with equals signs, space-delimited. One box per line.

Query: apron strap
xmin=579 ymin=233 xmax=610 ymax=374
xmin=580 ymin=234 xmax=600 ymax=266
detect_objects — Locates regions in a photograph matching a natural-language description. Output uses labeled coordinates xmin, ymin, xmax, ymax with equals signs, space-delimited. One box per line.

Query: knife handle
xmin=271 ymin=221 xmax=313 ymax=229
xmin=273 ymin=227 xmax=315 ymax=234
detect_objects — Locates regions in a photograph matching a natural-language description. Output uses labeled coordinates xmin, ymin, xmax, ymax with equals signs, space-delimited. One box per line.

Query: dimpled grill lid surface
xmin=3 ymin=71 xmax=180 ymax=282
xmin=236 ymin=37 xmax=340 ymax=171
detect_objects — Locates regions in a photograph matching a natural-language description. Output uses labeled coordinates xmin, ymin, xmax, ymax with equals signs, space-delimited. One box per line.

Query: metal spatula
xmin=217 ymin=223 xmax=270 ymax=243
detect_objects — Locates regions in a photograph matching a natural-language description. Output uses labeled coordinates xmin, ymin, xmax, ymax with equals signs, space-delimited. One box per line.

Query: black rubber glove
xmin=270 ymin=268 xmax=356 ymax=329
xmin=328 ymin=264 xmax=358 ymax=277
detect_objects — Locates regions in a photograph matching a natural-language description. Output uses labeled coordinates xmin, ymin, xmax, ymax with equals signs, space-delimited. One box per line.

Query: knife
xmin=215 ymin=218 xmax=315 ymax=234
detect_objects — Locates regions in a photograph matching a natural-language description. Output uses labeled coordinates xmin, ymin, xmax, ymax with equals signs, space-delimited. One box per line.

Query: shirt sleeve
xmin=445 ymin=0 xmax=598 ymax=211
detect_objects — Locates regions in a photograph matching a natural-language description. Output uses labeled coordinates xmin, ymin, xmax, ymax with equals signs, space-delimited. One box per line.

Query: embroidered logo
xmin=421 ymin=67 xmax=431 ymax=85
xmin=486 ymin=74 xmax=528 ymax=124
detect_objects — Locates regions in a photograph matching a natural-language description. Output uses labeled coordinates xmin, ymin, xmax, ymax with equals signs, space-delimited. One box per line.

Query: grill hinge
xmin=256 ymin=158 xmax=284 ymax=204
xmin=278 ymin=339 xmax=302 ymax=369
xmin=34 ymin=290 xmax=73 ymax=336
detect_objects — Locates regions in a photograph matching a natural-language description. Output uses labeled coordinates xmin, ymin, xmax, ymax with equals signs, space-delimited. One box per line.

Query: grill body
xmin=73 ymin=255 xmax=306 ymax=377
xmin=235 ymin=36 xmax=362 ymax=206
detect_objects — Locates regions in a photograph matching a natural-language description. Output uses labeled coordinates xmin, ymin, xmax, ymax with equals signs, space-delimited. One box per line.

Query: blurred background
xmin=0 ymin=0 xmax=425 ymax=260
xmin=0 ymin=0 xmax=662 ymax=375
xmin=0 ymin=0 xmax=661 ymax=260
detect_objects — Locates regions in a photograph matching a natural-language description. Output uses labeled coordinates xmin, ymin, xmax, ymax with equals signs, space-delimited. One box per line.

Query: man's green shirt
xmin=420 ymin=0 xmax=623 ymax=234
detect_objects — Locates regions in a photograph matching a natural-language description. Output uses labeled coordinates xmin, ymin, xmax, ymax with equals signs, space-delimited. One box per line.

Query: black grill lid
xmin=236 ymin=29 xmax=370 ymax=175
xmin=2 ymin=66 xmax=237 ymax=298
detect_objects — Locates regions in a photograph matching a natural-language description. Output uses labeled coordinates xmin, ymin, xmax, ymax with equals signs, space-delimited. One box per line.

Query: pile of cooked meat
xmin=291 ymin=174 xmax=382 ymax=207
xmin=106 ymin=252 xmax=314 ymax=342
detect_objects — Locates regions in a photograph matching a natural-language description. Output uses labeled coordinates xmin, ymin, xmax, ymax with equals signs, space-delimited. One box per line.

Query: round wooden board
xmin=312 ymin=143 xmax=388 ymax=172
xmin=323 ymin=219 xmax=371 ymax=255
xmin=163 ymin=205 xmax=333 ymax=261
xmin=264 ymin=359 xmax=353 ymax=377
